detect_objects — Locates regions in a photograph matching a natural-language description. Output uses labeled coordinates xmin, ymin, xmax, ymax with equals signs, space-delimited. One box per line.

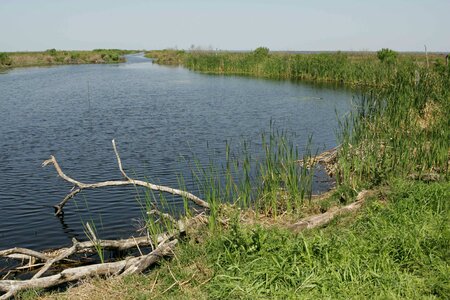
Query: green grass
xmin=146 ymin=48 xmax=447 ymax=86
xmin=148 ymin=180 xmax=449 ymax=300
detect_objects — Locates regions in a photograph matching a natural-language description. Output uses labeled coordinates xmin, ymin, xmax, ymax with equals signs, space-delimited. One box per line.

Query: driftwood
xmin=288 ymin=189 xmax=375 ymax=231
xmin=0 ymin=213 xmax=208 ymax=299
xmin=0 ymin=240 xmax=178 ymax=300
xmin=43 ymin=139 xmax=209 ymax=215
xmin=297 ymin=146 xmax=339 ymax=177
xmin=0 ymin=235 xmax=169 ymax=278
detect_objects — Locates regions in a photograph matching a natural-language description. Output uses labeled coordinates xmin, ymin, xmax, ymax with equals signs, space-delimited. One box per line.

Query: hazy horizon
xmin=1 ymin=0 xmax=449 ymax=52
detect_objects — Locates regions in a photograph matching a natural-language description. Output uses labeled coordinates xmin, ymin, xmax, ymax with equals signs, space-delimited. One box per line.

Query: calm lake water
xmin=0 ymin=54 xmax=353 ymax=250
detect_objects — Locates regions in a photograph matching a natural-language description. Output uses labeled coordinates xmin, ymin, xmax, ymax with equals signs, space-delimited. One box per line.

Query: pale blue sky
xmin=1 ymin=0 xmax=449 ymax=52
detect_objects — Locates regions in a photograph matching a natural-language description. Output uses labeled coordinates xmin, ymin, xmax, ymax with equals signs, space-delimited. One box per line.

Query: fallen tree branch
xmin=288 ymin=190 xmax=375 ymax=231
xmin=0 ymin=248 xmax=49 ymax=262
xmin=0 ymin=234 xmax=168 ymax=279
xmin=0 ymin=240 xmax=178 ymax=300
xmin=0 ymin=213 xmax=208 ymax=299
xmin=32 ymin=233 xmax=173 ymax=279
xmin=43 ymin=139 xmax=209 ymax=215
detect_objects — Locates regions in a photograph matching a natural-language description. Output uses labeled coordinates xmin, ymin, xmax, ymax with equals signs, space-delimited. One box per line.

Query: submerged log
xmin=43 ymin=139 xmax=209 ymax=215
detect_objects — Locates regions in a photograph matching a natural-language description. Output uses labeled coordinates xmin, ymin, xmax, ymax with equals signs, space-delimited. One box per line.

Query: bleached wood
xmin=0 ymin=240 xmax=177 ymax=300
xmin=43 ymin=139 xmax=209 ymax=215
xmin=289 ymin=190 xmax=374 ymax=231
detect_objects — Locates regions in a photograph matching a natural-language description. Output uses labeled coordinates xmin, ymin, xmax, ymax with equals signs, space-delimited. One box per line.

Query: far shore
xmin=0 ymin=49 xmax=137 ymax=70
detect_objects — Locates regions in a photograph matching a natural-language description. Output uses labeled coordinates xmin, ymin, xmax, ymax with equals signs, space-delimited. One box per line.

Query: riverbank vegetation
xmin=9 ymin=48 xmax=450 ymax=299
xmin=146 ymin=48 xmax=447 ymax=86
xmin=0 ymin=49 xmax=135 ymax=70
xmin=32 ymin=180 xmax=449 ymax=299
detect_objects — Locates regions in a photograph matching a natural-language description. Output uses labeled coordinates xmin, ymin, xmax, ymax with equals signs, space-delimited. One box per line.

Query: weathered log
xmin=43 ymin=139 xmax=209 ymax=215
xmin=0 ymin=248 xmax=49 ymax=262
xmin=0 ymin=240 xmax=177 ymax=300
xmin=288 ymin=190 xmax=375 ymax=231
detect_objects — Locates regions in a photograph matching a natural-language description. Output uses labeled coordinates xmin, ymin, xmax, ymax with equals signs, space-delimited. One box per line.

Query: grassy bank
xmin=25 ymin=180 xmax=449 ymax=299
xmin=0 ymin=49 xmax=136 ymax=70
xmin=13 ymin=49 xmax=450 ymax=299
xmin=146 ymin=48 xmax=448 ymax=86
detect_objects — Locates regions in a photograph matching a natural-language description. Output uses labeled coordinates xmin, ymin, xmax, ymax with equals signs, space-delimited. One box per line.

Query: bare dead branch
xmin=0 ymin=248 xmax=49 ymax=262
xmin=44 ymin=140 xmax=209 ymax=215
xmin=112 ymin=139 xmax=131 ymax=181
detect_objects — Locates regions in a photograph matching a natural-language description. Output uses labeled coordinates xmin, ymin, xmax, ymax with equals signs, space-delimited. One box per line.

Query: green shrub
xmin=377 ymin=48 xmax=398 ymax=64
xmin=0 ymin=52 xmax=12 ymax=66
xmin=110 ymin=53 xmax=119 ymax=61
xmin=46 ymin=48 xmax=57 ymax=56
xmin=253 ymin=47 xmax=270 ymax=60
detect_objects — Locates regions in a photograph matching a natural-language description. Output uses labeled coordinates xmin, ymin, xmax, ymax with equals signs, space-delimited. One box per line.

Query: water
xmin=0 ymin=54 xmax=352 ymax=250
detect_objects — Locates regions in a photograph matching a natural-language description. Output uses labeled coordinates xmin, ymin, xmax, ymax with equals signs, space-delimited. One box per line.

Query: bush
xmin=0 ymin=52 xmax=12 ymax=66
xmin=377 ymin=48 xmax=397 ymax=64
xmin=253 ymin=47 xmax=270 ymax=60
xmin=110 ymin=53 xmax=119 ymax=61
xmin=46 ymin=48 xmax=57 ymax=56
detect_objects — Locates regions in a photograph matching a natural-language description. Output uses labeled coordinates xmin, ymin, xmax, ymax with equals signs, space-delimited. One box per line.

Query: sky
xmin=1 ymin=0 xmax=449 ymax=52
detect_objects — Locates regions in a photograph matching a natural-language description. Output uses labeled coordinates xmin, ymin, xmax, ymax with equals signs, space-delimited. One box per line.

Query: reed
xmin=181 ymin=126 xmax=316 ymax=228
xmin=335 ymin=63 xmax=449 ymax=190
xmin=83 ymin=220 xmax=105 ymax=264
xmin=147 ymin=48 xmax=447 ymax=87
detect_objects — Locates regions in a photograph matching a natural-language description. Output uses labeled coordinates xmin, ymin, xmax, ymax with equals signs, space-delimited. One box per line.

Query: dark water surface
xmin=0 ymin=54 xmax=353 ymax=250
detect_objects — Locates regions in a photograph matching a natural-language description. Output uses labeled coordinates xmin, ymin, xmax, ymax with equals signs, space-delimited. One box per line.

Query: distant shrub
xmin=377 ymin=48 xmax=397 ymax=64
xmin=253 ymin=47 xmax=270 ymax=58
xmin=0 ymin=52 xmax=12 ymax=66
xmin=46 ymin=48 xmax=57 ymax=56
xmin=110 ymin=53 xmax=119 ymax=61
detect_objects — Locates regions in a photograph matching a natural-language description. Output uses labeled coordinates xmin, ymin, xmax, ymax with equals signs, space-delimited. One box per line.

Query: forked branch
xmin=43 ymin=139 xmax=209 ymax=215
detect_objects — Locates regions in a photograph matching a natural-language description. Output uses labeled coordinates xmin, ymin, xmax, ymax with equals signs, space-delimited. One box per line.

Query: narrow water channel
xmin=0 ymin=54 xmax=353 ymax=250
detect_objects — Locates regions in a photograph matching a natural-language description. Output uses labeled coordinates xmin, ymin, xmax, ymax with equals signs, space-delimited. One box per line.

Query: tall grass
xmin=182 ymin=127 xmax=316 ymax=226
xmin=147 ymin=48 xmax=447 ymax=87
xmin=83 ymin=220 xmax=105 ymax=264
xmin=336 ymin=62 xmax=449 ymax=190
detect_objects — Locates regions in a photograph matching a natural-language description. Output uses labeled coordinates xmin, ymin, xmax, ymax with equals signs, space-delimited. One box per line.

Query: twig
xmin=150 ymin=271 xmax=159 ymax=293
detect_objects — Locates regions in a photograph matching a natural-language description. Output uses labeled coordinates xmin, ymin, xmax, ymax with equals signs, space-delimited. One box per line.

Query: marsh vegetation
xmin=0 ymin=49 xmax=136 ymax=69
xmin=3 ymin=48 xmax=449 ymax=299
